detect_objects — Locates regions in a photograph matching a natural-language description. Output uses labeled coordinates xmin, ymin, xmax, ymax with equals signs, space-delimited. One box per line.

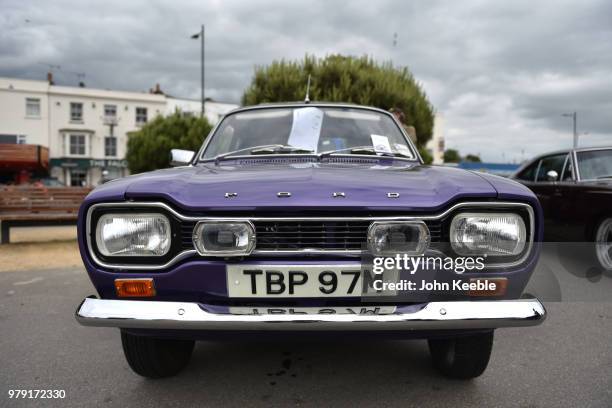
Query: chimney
xmin=151 ymin=83 xmax=163 ymax=95
xmin=47 ymin=72 xmax=54 ymax=85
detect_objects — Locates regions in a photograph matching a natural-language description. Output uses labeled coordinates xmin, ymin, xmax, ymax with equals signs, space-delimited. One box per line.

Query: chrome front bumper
xmin=75 ymin=297 xmax=546 ymax=331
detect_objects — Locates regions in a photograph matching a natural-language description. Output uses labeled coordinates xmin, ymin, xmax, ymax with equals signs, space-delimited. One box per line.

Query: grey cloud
xmin=1 ymin=0 xmax=610 ymax=161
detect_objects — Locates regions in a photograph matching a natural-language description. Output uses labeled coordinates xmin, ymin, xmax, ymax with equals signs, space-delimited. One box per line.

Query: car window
xmin=576 ymin=149 xmax=612 ymax=180
xmin=561 ymin=156 xmax=574 ymax=181
xmin=516 ymin=161 xmax=539 ymax=182
xmin=201 ymin=107 xmax=415 ymax=159
xmin=536 ymin=154 xmax=567 ymax=182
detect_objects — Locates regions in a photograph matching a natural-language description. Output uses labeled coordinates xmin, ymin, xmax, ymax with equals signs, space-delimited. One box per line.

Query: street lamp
xmin=561 ymin=112 xmax=577 ymax=148
xmin=191 ymin=25 xmax=205 ymax=117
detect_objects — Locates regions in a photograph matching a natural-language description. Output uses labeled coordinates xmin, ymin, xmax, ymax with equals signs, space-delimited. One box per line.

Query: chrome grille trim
xmin=254 ymin=220 xmax=372 ymax=251
xmin=86 ymin=201 xmax=535 ymax=270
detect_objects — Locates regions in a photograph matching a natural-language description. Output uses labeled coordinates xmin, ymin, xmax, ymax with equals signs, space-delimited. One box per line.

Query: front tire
xmin=428 ymin=331 xmax=493 ymax=379
xmin=594 ymin=218 xmax=612 ymax=271
xmin=121 ymin=331 xmax=195 ymax=378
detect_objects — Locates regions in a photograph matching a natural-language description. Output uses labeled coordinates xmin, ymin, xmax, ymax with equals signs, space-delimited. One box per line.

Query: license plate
xmin=227 ymin=265 xmax=368 ymax=298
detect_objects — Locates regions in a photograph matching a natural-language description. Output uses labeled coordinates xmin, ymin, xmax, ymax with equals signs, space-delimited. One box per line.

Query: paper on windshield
xmin=370 ymin=134 xmax=393 ymax=153
xmin=394 ymin=143 xmax=412 ymax=157
xmin=287 ymin=107 xmax=324 ymax=152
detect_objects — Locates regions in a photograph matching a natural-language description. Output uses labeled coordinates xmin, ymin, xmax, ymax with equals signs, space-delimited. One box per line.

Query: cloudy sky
xmin=1 ymin=0 xmax=611 ymax=162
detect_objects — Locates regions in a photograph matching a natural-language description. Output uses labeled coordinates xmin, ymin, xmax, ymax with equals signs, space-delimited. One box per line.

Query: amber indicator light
xmin=469 ymin=278 xmax=508 ymax=297
xmin=115 ymin=278 xmax=156 ymax=298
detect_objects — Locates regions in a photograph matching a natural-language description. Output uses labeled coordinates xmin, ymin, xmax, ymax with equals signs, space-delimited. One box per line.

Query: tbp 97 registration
xmin=227 ymin=265 xmax=370 ymax=297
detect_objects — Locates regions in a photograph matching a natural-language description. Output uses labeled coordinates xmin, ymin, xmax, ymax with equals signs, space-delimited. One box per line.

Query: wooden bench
xmin=0 ymin=186 xmax=91 ymax=244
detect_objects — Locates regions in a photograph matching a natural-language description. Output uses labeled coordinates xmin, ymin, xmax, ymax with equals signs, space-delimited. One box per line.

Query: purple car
xmin=75 ymin=103 xmax=545 ymax=379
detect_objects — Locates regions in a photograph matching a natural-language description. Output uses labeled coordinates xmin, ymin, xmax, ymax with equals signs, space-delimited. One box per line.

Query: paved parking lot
xmin=0 ymin=248 xmax=611 ymax=407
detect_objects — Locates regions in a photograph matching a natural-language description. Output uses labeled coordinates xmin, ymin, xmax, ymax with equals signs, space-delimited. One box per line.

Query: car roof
xmin=526 ymin=146 xmax=612 ymax=163
xmin=531 ymin=146 xmax=612 ymax=158
xmin=511 ymin=145 xmax=612 ymax=178
xmin=572 ymin=146 xmax=612 ymax=153
xmin=224 ymin=102 xmax=394 ymax=116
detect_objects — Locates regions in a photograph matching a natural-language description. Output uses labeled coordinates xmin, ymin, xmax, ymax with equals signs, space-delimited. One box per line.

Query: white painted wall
xmin=0 ymin=77 xmax=201 ymax=185
xmin=0 ymin=78 xmax=50 ymax=147
xmin=47 ymin=86 xmax=166 ymax=159
xmin=0 ymin=78 xmax=240 ymax=186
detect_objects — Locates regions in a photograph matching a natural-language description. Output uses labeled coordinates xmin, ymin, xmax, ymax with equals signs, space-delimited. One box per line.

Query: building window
xmin=135 ymin=107 xmax=147 ymax=125
xmin=0 ymin=134 xmax=14 ymax=144
xmin=105 ymin=136 xmax=117 ymax=157
xmin=70 ymin=102 xmax=83 ymax=122
xmin=26 ymin=98 xmax=41 ymax=117
xmin=104 ymin=104 xmax=117 ymax=118
xmin=0 ymin=134 xmax=26 ymax=144
xmin=70 ymin=169 xmax=87 ymax=187
xmin=69 ymin=134 xmax=86 ymax=156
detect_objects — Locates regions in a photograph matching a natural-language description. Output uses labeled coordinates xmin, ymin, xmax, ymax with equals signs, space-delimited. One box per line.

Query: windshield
xmin=200 ymin=107 xmax=415 ymax=160
xmin=576 ymin=149 xmax=612 ymax=180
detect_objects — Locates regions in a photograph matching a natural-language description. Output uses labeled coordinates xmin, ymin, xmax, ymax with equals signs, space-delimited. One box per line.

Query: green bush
xmin=418 ymin=146 xmax=433 ymax=164
xmin=464 ymin=154 xmax=482 ymax=163
xmin=242 ymin=55 xmax=435 ymax=147
xmin=443 ymin=149 xmax=461 ymax=163
xmin=126 ymin=112 xmax=213 ymax=173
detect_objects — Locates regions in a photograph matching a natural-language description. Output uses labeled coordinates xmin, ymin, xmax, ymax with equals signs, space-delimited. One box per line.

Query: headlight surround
xmin=95 ymin=213 xmax=171 ymax=257
xmin=367 ymin=221 xmax=430 ymax=256
xmin=193 ymin=221 xmax=255 ymax=256
xmin=450 ymin=212 xmax=526 ymax=256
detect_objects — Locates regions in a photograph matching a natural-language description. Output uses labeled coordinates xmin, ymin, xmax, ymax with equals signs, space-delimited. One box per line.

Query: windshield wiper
xmin=212 ymin=144 xmax=411 ymax=163
xmin=596 ymin=175 xmax=612 ymax=179
xmin=318 ymin=146 xmax=413 ymax=160
xmin=212 ymin=144 xmax=315 ymax=163
xmin=212 ymin=144 xmax=286 ymax=163
xmin=251 ymin=145 xmax=314 ymax=155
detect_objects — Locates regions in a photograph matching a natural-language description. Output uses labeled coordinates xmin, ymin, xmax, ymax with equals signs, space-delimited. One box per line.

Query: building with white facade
xmin=48 ymin=84 xmax=168 ymax=186
xmin=426 ymin=114 xmax=445 ymax=164
xmin=0 ymin=78 xmax=50 ymax=148
xmin=0 ymin=76 xmax=237 ymax=187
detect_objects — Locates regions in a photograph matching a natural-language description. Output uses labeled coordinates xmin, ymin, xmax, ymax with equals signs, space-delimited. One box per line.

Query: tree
xmin=126 ymin=112 xmax=212 ymax=173
xmin=443 ymin=149 xmax=461 ymax=163
xmin=242 ymin=55 xmax=435 ymax=147
xmin=418 ymin=146 xmax=433 ymax=165
xmin=464 ymin=154 xmax=482 ymax=163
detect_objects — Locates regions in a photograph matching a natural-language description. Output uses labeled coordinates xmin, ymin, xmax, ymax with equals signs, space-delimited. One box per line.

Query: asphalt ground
xmin=0 ymin=247 xmax=611 ymax=407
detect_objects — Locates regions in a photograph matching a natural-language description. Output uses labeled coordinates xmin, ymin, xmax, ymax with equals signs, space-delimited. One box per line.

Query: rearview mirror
xmin=170 ymin=149 xmax=195 ymax=167
xmin=546 ymin=170 xmax=559 ymax=182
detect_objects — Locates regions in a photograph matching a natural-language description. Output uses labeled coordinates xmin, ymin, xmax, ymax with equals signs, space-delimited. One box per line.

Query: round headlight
xmin=450 ymin=212 xmax=526 ymax=256
xmin=95 ymin=213 xmax=171 ymax=256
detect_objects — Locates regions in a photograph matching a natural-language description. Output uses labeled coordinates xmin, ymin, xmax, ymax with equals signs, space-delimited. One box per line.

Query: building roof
xmin=0 ymin=77 xmax=165 ymax=103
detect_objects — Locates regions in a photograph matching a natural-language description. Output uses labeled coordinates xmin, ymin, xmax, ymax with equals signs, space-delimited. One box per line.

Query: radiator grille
xmin=181 ymin=219 xmax=442 ymax=252
xmin=254 ymin=220 xmax=371 ymax=251
xmin=181 ymin=222 xmax=197 ymax=249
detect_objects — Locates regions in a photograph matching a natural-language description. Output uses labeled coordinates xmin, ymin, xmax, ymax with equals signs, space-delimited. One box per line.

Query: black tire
xmin=428 ymin=331 xmax=494 ymax=379
xmin=121 ymin=331 xmax=195 ymax=379
xmin=594 ymin=218 xmax=612 ymax=272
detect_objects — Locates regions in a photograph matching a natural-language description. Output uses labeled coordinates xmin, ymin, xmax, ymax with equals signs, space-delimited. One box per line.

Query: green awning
xmin=50 ymin=158 xmax=128 ymax=169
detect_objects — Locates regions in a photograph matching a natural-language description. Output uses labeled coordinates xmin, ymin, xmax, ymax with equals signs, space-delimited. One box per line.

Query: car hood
xmin=88 ymin=160 xmax=506 ymax=213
